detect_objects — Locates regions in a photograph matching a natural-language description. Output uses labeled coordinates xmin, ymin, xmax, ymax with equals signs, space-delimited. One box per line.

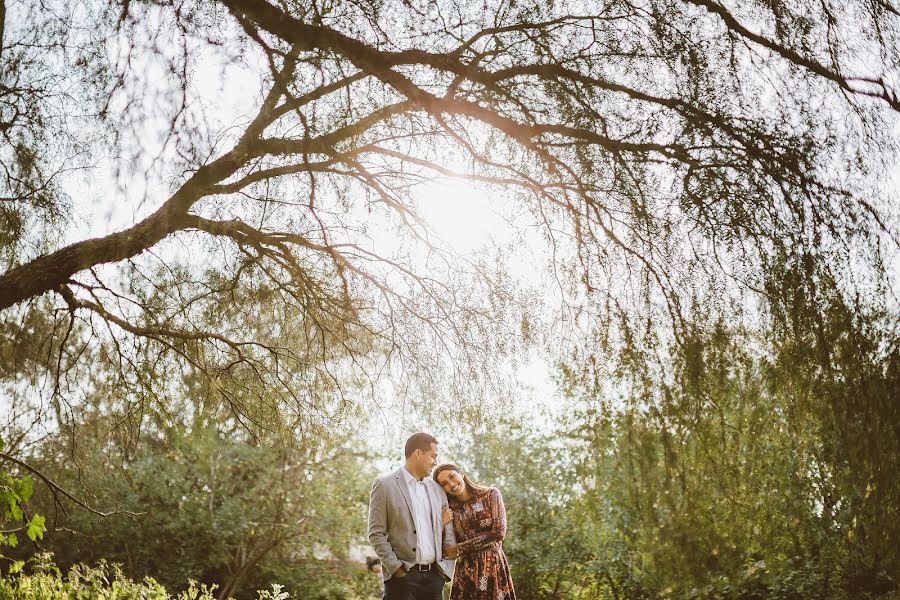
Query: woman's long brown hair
xmin=433 ymin=463 xmax=490 ymax=502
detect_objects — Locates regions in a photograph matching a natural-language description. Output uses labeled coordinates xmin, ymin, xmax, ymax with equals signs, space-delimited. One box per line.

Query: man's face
xmin=415 ymin=442 xmax=439 ymax=477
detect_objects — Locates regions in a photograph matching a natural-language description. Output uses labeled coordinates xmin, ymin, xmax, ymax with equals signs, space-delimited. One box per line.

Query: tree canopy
xmin=2 ymin=0 xmax=897 ymax=420
xmin=0 ymin=0 xmax=898 ymax=596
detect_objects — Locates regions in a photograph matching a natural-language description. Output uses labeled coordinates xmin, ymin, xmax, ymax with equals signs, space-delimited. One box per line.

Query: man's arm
xmin=368 ymin=478 xmax=404 ymax=576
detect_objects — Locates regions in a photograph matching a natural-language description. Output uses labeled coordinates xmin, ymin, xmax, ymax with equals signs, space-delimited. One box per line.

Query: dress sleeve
xmin=456 ymin=487 xmax=507 ymax=555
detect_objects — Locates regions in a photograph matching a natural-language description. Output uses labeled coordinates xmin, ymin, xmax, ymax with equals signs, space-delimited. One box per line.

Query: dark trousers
xmin=383 ymin=567 xmax=446 ymax=600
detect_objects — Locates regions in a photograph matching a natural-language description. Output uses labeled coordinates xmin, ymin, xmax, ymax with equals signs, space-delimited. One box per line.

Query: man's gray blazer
xmin=368 ymin=468 xmax=456 ymax=582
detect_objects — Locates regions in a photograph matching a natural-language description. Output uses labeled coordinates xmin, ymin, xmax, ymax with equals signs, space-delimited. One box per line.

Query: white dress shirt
xmin=402 ymin=467 xmax=437 ymax=564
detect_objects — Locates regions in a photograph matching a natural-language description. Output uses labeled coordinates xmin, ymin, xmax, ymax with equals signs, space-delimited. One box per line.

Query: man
xmin=368 ymin=432 xmax=456 ymax=600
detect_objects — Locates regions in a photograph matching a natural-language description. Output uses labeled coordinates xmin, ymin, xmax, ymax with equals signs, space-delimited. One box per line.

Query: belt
xmin=410 ymin=562 xmax=436 ymax=571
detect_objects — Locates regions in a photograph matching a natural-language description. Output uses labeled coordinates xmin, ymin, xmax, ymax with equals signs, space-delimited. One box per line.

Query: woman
xmin=433 ymin=463 xmax=517 ymax=600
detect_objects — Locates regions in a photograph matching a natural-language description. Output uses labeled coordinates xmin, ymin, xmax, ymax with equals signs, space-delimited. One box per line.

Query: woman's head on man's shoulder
xmin=433 ymin=462 xmax=492 ymax=501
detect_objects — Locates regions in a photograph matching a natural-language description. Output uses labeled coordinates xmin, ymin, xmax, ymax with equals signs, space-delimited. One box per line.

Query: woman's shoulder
xmin=480 ymin=486 xmax=502 ymax=500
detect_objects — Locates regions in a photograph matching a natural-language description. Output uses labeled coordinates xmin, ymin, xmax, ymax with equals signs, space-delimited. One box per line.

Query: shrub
xmin=0 ymin=561 xmax=294 ymax=600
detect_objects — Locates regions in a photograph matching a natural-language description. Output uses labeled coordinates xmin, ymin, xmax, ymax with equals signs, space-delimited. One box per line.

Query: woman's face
xmin=436 ymin=468 xmax=466 ymax=498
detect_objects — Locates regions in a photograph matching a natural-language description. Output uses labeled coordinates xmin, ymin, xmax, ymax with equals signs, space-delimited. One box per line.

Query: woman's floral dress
xmin=449 ymin=487 xmax=516 ymax=600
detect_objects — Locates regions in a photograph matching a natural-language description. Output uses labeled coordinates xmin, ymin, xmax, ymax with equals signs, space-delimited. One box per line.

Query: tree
xmin=554 ymin=309 xmax=900 ymax=598
xmin=1 ymin=0 xmax=897 ymax=422
xmin=1 ymin=1 xmax=898 ymax=593
xmin=22 ymin=420 xmax=377 ymax=599
xmin=452 ymin=418 xmax=619 ymax=599
xmin=457 ymin=325 xmax=899 ymax=599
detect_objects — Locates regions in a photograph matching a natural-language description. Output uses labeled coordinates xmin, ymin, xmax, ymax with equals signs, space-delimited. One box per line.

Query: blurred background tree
xmin=5 ymin=402 xmax=380 ymax=599
xmin=455 ymin=299 xmax=898 ymax=599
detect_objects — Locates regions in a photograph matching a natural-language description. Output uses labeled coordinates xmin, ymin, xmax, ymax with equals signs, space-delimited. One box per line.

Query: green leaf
xmin=7 ymin=532 xmax=18 ymax=547
xmin=26 ymin=514 xmax=45 ymax=541
xmin=9 ymin=560 xmax=25 ymax=574
xmin=14 ymin=476 xmax=34 ymax=503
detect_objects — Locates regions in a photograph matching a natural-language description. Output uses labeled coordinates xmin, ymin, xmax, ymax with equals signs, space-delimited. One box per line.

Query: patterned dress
xmin=449 ymin=487 xmax=516 ymax=600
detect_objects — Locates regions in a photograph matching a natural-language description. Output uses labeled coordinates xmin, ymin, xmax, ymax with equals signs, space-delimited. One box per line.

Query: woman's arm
xmin=442 ymin=506 xmax=459 ymax=558
xmin=456 ymin=488 xmax=507 ymax=555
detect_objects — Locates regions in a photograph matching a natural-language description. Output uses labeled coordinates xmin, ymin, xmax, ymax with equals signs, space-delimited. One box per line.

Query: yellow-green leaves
xmin=1 ymin=439 xmax=46 ymax=567
xmin=26 ymin=514 xmax=46 ymax=541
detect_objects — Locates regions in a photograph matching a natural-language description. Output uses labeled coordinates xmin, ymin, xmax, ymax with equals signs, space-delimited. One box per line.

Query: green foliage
xmin=24 ymin=517 xmax=44 ymax=544
xmin=0 ymin=438 xmax=46 ymax=570
xmin=246 ymin=560 xmax=380 ymax=600
xmin=23 ymin=425 xmax=375 ymax=599
xmin=457 ymin=302 xmax=899 ymax=599
xmin=0 ymin=560 xmax=304 ymax=599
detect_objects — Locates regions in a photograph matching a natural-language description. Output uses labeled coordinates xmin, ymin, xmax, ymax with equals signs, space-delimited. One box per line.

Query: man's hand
xmin=393 ymin=566 xmax=407 ymax=579
xmin=444 ymin=544 xmax=459 ymax=559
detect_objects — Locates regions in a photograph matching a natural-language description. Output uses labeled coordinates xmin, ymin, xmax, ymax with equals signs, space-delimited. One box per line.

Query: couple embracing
xmin=368 ymin=432 xmax=517 ymax=600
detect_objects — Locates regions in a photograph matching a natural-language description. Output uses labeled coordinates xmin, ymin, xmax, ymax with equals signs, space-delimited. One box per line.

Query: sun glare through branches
xmin=416 ymin=177 xmax=508 ymax=255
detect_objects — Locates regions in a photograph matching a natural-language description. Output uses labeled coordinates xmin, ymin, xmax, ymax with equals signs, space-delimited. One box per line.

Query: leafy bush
xmin=1 ymin=438 xmax=46 ymax=576
xmin=27 ymin=427 xmax=376 ymax=598
xmin=0 ymin=561 xmax=295 ymax=600
xmin=248 ymin=559 xmax=380 ymax=600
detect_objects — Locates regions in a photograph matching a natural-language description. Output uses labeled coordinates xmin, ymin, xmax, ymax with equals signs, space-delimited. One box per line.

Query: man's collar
xmin=402 ymin=466 xmax=423 ymax=483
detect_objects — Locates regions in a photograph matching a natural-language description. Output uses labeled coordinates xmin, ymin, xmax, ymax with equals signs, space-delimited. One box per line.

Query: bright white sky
xmin=357 ymin=176 xmax=565 ymax=470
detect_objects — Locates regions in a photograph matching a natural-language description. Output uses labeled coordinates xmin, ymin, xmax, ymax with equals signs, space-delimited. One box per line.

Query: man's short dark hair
xmin=405 ymin=432 xmax=438 ymax=458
